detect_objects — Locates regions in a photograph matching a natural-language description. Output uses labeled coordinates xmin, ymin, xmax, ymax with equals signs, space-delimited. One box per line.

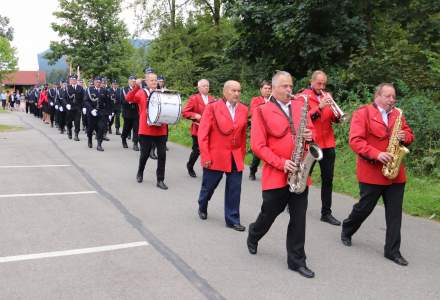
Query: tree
xmin=45 ymin=0 xmax=133 ymax=81
xmin=0 ymin=15 xmax=14 ymax=41
xmin=0 ymin=37 xmax=18 ymax=83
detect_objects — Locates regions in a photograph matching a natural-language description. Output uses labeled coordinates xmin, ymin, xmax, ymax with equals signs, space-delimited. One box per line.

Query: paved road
xmin=0 ymin=111 xmax=439 ymax=300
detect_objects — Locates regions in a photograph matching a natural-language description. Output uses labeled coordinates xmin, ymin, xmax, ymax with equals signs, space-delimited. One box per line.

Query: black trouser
xmin=138 ymin=135 xmax=167 ymax=181
xmin=310 ymin=147 xmax=335 ymax=216
xmin=1 ymin=100 xmax=5 ymax=110
xmin=49 ymin=106 xmax=55 ymax=125
xmin=342 ymin=183 xmax=405 ymax=257
xmin=58 ymin=111 xmax=66 ymax=131
xmin=26 ymin=102 xmax=30 ymax=113
xmin=249 ymin=152 xmax=261 ymax=175
xmin=109 ymin=110 xmax=121 ymax=130
xmin=82 ymin=109 xmax=87 ymax=130
xmin=248 ymin=186 xmax=309 ymax=268
xmin=66 ymin=109 xmax=81 ymax=134
xmin=87 ymin=114 xmax=107 ymax=142
xmin=121 ymin=117 xmax=139 ymax=144
xmin=187 ymin=135 xmax=200 ymax=169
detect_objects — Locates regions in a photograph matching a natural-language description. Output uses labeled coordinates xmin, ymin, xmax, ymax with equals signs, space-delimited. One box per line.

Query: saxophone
xmin=287 ymin=94 xmax=323 ymax=194
xmin=382 ymin=108 xmax=410 ymax=179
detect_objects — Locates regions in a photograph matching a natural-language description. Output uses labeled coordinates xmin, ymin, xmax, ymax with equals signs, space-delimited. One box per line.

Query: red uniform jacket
xmin=37 ymin=90 xmax=48 ymax=108
xmin=125 ymin=85 xmax=168 ymax=136
xmin=249 ymin=96 xmax=267 ymax=117
xmin=301 ymin=89 xmax=338 ymax=149
xmin=349 ymin=104 xmax=414 ymax=185
xmin=198 ymin=100 xmax=248 ymax=172
xmin=182 ymin=93 xmax=215 ymax=136
xmin=251 ymin=98 xmax=315 ymax=191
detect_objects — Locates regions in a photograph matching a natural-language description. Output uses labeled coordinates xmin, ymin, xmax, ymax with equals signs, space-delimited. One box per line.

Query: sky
xmin=1 ymin=0 xmax=149 ymax=70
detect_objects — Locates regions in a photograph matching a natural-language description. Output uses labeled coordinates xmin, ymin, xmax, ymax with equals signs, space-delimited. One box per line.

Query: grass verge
xmin=0 ymin=124 xmax=22 ymax=132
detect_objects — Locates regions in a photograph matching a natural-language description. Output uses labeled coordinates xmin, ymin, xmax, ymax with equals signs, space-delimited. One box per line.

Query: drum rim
xmin=147 ymin=91 xmax=182 ymax=125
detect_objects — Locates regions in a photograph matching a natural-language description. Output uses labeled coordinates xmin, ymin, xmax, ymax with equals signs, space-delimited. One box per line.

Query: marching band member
xmin=247 ymin=71 xmax=316 ymax=278
xmin=37 ymin=84 xmax=49 ymax=124
xmin=121 ymin=76 xmax=139 ymax=151
xmin=197 ymin=80 xmax=248 ymax=231
xmin=182 ymin=79 xmax=215 ymax=178
xmin=249 ymin=80 xmax=272 ymax=180
xmin=302 ymin=70 xmax=341 ymax=225
xmin=56 ymin=80 xmax=67 ymax=134
xmin=47 ymin=84 xmax=57 ymax=127
xmin=126 ymin=71 xmax=169 ymax=190
xmin=341 ymin=83 xmax=414 ymax=266
xmin=108 ymin=80 xmax=122 ymax=135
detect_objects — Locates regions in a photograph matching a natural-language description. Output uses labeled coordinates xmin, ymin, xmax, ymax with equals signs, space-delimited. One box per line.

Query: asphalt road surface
xmin=0 ymin=111 xmax=439 ymax=300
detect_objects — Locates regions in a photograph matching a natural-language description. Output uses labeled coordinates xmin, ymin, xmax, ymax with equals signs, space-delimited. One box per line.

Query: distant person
xmin=19 ymin=93 xmax=26 ymax=112
xmin=9 ymin=92 xmax=15 ymax=110
xmin=1 ymin=92 xmax=6 ymax=110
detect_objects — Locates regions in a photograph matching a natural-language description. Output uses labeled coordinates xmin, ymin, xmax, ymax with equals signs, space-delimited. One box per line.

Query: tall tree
xmin=0 ymin=15 xmax=14 ymax=41
xmin=0 ymin=37 xmax=18 ymax=82
xmin=46 ymin=0 xmax=133 ymax=81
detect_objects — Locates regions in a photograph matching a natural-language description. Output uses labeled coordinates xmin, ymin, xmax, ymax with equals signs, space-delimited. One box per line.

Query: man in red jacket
xmin=182 ymin=79 xmax=215 ymax=178
xmin=341 ymin=83 xmax=414 ymax=266
xmin=197 ymin=80 xmax=248 ymax=231
xmin=302 ymin=70 xmax=342 ymax=226
xmin=126 ymin=71 xmax=169 ymax=190
xmin=249 ymin=80 xmax=272 ymax=180
xmin=247 ymin=71 xmax=315 ymax=278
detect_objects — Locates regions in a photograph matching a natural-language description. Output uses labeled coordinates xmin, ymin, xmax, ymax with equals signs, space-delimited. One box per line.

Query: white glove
xmin=82 ymin=108 xmax=86 ymax=115
xmin=108 ymin=115 xmax=112 ymax=121
xmin=55 ymin=105 xmax=58 ymax=109
xmin=59 ymin=106 xmax=63 ymax=112
xmin=111 ymin=112 xmax=115 ymax=117
xmin=91 ymin=109 xmax=97 ymax=117
xmin=66 ymin=104 xmax=71 ymax=110
xmin=50 ymin=102 xmax=54 ymax=106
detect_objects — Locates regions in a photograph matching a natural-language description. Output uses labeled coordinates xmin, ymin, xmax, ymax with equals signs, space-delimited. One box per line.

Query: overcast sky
xmin=1 ymin=0 xmax=148 ymax=70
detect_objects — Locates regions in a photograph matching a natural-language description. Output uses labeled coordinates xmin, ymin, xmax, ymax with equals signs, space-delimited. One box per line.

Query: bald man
xmin=182 ymin=79 xmax=215 ymax=177
xmin=197 ymin=80 xmax=248 ymax=231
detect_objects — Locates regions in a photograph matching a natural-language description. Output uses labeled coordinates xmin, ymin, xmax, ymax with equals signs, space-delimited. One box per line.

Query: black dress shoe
xmin=249 ymin=173 xmax=256 ymax=181
xmin=341 ymin=232 xmax=352 ymax=247
xmin=198 ymin=210 xmax=207 ymax=220
xmin=88 ymin=140 xmax=92 ymax=148
xmin=385 ymin=255 xmax=408 ymax=266
xmin=133 ymin=143 xmax=139 ymax=151
xmin=289 ymin=266 xmax=315 ymax=278
xmin=96 ymin=144 xmax=104 ymax=152
xmin=247 ymin=237 xmax=258 ymax=255
xmin=226 ymin=223 xmax=246 ymax=232
xmin=156 ymin=181 xmax=168 ymax=190
xmin=136 ymin=173 xmax=143 ymax=183
xmin=122 ymin=139 xmax=128 ymax=148
xmin=321 ymin=214 xmax=341 ymax=226
xmin=73 ymin=134 xmax=80 ymax=141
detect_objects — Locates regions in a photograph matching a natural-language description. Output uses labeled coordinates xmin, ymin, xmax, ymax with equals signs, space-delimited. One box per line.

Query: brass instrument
xmin=287 ymin=93 xmax=323 ymax=194
xmin=382 ymin=107 xmax=409 ymax=179
xmin=321 ymin=90 xmax=346 ymax=121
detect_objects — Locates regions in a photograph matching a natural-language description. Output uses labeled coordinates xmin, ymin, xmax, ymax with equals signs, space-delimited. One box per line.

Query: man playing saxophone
xmin=247 ymin=71 xmax=316 ymax=278
xmin=341 ymin=83 xmax=414 ymax=266
xmin=302 ymin=70 xmax=342 ymax=226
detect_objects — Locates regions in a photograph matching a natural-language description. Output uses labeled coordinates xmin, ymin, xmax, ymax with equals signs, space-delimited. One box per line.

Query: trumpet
xmin=320 ymin=90 xmax=346 ymax=121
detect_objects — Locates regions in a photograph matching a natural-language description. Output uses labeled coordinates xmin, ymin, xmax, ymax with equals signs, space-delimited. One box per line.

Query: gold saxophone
xmin=382 ymin=108 xmax=410 ymax=179
xmin=287 ymin=94 xmax=323 ymax=194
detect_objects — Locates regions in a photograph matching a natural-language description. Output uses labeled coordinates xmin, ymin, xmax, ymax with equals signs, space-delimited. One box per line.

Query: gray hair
xmin=272 ymin=71 xmax=292 ymax=87
xmin=374 ymin=83 xmax=395 ymax=98
xmin=311 ymin=70 xmax=327 ymax=81
xmin=198 ymin=79 xmax=209 ymax=87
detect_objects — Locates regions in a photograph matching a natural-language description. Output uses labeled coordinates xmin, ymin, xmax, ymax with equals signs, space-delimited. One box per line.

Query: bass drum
xmin=147 ymin=91 xmax=182 ymax=125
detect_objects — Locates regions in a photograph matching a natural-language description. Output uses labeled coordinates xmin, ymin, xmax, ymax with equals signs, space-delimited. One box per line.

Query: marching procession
xmin=18 ymin=68 xmax=414 ymax=279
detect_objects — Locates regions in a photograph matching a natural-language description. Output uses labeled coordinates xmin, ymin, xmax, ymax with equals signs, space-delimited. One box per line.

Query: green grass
xmin=169 ymin=119 xmax=440 ymax=221
xmin=0 ymin=124 xmax=22 ymax=132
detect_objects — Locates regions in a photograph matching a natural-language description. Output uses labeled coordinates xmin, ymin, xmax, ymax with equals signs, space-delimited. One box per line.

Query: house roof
xmin=2 ymin=71 xmax=46 ymax=86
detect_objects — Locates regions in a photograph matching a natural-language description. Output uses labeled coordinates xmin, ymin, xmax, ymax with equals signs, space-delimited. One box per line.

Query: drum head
xmin=147 ymin=91 xmax=181 ymax=125
xmin=148 ymin=92 xmax=160 ymax=124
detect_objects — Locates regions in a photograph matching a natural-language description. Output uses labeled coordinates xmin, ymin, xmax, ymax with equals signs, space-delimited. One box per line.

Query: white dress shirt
xmin=276 ymin=100 xmax=291 ymax=117
xmin=201 ymin=94 xmax=209 ymax=105
xmin=226 ymin=100 xmax=237 ymax=121
xmin=377 ymin=106 xmax=391 ymax=126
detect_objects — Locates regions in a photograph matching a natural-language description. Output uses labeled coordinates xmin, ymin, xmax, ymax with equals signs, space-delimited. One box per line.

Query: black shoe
xmin=157 ymin=181 xmax=168 ymax=190
xmin=289 ymin=266 xmax=315 ymax=278
xmin=122 ymin=139 xmax=128 ymax=148
xmin=115 ymin=128 xmax=121 ymax=135
xmin=74 ymin=133 xmax=80 ymax=141
xmin=136 ymin=173 xmax=143 ymax=183
xmin=385 ymin=254 xmax=408 ymax=266
xmin=68 ymin=131 xmax=72 ymax=139
xmin=97 ymin=144 xmax=104 ymax=151
xmin=88 ymin=138 xmax=92 ymax=148
xmin=103 ymin=136 xmax=110 ymax=141
xmin=187 ymin=164 xmax=197 ymax=178
xmin=133 ymin=143 xmax=139 ymax=151
xmin=247 ymin=237 xmax=258 ymax=255
xmin=341 ymin=232 xmax=352 ymax=247
xmin=226 ymin=223 xmax=246 ymax=232
xmin=321 ymin=214 xmax=341 ymax=226
xmin=249 ymin=173 xmax=256 ymax=181
xmin=198 ymin=209 xmax=207 ymax=220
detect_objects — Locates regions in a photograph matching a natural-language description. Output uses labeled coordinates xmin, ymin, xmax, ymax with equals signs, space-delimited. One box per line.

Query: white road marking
xmin=0 ymin=191 xmax=97 ymax=198
xmin=0 ymin=241 xmax=149 ymax=263
xmin=0 ymin=164 xmax=71 ymax=168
